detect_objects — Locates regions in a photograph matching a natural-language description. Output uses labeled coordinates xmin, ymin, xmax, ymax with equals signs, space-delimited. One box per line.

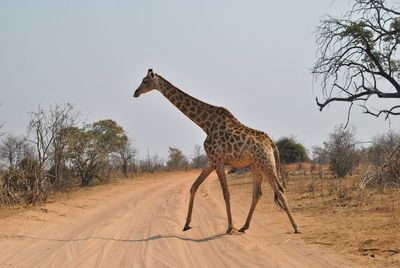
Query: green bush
xmin=276 ymin=137 xmax=309 ymax=164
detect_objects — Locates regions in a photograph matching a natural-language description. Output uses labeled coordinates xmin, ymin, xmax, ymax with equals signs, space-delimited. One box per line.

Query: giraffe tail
xmin=273 ymin=181 xmax=287 ymax=211
xmin=271 ymin=141 xmax=287 ymax=211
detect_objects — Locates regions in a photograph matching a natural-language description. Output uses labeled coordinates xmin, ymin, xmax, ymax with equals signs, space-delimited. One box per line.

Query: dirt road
xmin=0 ymin=171 xmax=357 ymax=267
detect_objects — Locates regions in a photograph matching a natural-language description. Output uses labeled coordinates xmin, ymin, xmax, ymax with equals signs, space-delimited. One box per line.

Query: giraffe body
xmin=204 ymin=111 xmax=273 ymax=169
xmin=134 ymin=69 xmax=299 ymax=234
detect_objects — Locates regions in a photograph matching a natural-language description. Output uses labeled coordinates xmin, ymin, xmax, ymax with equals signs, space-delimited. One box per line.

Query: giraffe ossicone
xmin=133 ymin=69 xmax=300 ymax=234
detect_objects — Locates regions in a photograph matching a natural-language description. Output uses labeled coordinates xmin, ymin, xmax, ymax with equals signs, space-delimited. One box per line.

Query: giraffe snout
xmin=133 ymin=89 xmax=141 ymax=98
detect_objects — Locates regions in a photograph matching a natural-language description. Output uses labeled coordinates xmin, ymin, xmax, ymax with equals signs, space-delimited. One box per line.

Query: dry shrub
xmin=381 ymin=145 xmax=400 ymax=185
xmin=363 ymin=145 xmax=400 ymax=188
xmin=0 ymin=167 xmax=51 ymax=206
xmin=306 ymin=181 xmax=316 ymax=197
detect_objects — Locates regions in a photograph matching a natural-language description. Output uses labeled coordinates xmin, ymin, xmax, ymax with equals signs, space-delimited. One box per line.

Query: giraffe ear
xmin=147 ymin=69 xmax=154 ymax=77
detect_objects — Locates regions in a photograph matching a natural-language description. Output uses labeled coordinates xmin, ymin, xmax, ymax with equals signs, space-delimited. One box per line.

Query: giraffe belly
xmin=225 ymin=151 xmax=252 ymax=168
xmin=228 ymin=160 xmax=251 ymax=168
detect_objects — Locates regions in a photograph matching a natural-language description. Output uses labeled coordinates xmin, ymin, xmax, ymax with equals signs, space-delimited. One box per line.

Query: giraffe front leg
xmin=216 ymin=165 xmax=235 ymax=234
xmin=183 ymin=166 xmax=214 ymax=231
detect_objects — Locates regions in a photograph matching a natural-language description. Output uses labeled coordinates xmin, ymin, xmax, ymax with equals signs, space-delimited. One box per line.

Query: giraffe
xmin=133 ymin=69 xmax=299 ymax=234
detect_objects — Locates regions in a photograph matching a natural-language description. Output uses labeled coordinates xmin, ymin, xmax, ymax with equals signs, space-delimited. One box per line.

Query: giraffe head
xmin=133 ymin=69 xmax=160 ymax=98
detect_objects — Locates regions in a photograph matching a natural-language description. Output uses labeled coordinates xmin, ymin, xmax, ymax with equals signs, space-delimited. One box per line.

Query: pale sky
xmin=1 ymin=0 xmax=399 ymax=160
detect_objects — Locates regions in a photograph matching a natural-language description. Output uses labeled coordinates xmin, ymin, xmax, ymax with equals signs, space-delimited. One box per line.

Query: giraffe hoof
xmin=225 ymin=227 xmax=237 ymax=234
xmin=183 ymin=225 xmax=192 ymax=232
xmin=294 ymin=229 xmax=301 ymax=234
xmin=238 ymin=227 xmax=247 ymax=233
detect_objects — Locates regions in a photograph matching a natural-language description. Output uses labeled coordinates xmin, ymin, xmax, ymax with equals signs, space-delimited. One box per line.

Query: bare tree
xmin=190 ymin=144 xmax=208 ymax=168
xmin=49 ymin=104 xmax=78 ymax=188
xmin=27 ymin=104 xmax=78 ymax=192
xmin=365 ymin=130 xmax=400 ymax=185
xmin=368 ymin=129 xmax=400 ymax=164
xmin=0 ymin=135 xmax=30 ymax=168
xmin=312 ymin=145 xmax=330 ymax=164
xmin=313 ymin=0 xmax=400 ymax=120
xmin=118 ymin=140 xmax=137 ymax=177
xmin=166 ymin=146 xmax=188 ymax=170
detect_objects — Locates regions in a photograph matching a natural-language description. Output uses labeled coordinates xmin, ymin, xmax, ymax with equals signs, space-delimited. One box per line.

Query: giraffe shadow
xmin=1 ymin=232 xmax=226 ymax=244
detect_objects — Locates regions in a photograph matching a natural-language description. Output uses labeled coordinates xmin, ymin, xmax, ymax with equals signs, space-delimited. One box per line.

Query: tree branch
xmin=313 ymin=0 xmax=400 ymax=120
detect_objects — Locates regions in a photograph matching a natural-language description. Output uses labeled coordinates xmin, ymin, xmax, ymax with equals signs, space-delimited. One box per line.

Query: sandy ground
xmin=0 ymin=171 xmax=359 ymax=268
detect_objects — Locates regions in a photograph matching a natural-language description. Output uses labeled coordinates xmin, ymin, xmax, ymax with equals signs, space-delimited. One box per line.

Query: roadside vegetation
xmin=228 ymin=162 xmax=400 ymax=267
xmin=227 ymin=126 xmax=400 ymax=267
xmin=0 ymin=104 xmax=208 ymax=206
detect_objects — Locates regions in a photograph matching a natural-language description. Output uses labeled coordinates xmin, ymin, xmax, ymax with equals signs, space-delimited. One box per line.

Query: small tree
xmin=166 ymin=146 xmax=188 ymax=170
xmin=324 ymin=125 xmax=360 ymax=178
xmin=66 ymin=119 xmax=128 ymax=185
xmin=276 ymin=137 xmax=309 ymax=164
xmin=190 ymin=145 xmax=208 ymax=168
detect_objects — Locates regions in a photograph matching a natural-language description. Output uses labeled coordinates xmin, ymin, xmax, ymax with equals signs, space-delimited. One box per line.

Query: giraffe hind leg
xmin=239 ymin=169 xmax=263 ymax=233
xmin=269 ymin=175 xmax=300 ymax=234
xmin=274 ymin=183 xmax=300 ymax=233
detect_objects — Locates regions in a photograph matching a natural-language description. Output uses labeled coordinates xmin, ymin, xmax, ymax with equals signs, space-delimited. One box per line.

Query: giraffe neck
xmin=156 ymin=75 xmax=219 ymax=134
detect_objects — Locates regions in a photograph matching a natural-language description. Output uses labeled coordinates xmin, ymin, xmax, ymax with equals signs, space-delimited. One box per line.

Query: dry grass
xmin=227 ymin=164 xmax=400 ymax=267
